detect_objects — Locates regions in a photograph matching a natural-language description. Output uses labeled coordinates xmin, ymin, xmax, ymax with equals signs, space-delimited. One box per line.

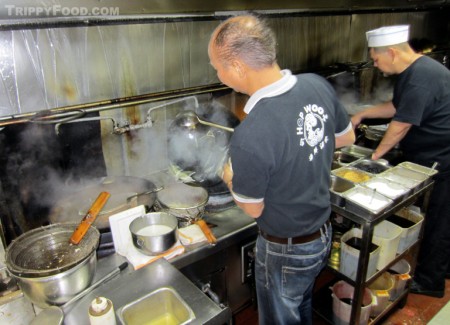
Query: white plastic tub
xmin=373 ymin=220 xmax=403 ymax=270
xmin=387 ymin=259 xmax=411 ymax=300
xmin=340 ymin=228 xmax=381 ymax=281
xmin=386 ymin=206 xmax=424 ymax=254
xmin=368 ymin=272 xmax=395 ymax=316
xmin=331 ymin=280 xmax=372 ymax=325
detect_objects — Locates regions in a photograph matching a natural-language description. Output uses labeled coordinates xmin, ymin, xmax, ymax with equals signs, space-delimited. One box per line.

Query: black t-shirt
xmin=393 ymin=56 xmax=450 ymax=172
xmin=230 ymin=71 xmax=351 ymax=237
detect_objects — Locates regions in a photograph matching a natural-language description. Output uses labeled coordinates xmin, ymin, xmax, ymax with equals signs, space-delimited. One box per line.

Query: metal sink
xmin=117 ymin=287 xmax=195 ymax=325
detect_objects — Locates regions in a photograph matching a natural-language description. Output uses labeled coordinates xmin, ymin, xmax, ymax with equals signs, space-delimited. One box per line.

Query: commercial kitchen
xmin=0 ymin=1 xmax=449 ymax=324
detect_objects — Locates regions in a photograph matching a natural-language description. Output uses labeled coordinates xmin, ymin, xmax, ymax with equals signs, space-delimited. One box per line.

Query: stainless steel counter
xmin=61 ymin=206 xmax=257 ymax=324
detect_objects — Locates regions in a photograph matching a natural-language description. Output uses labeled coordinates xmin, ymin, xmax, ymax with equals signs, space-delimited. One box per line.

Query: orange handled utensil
xmin=195 ymin=219 xmax=217 ymax=245
xmin=69 ymin=191 xmax=111 ymax=245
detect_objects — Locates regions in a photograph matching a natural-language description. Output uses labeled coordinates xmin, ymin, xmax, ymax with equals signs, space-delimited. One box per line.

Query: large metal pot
xmin=129 ymin=212 xmax=178 ymax=256
xmin=5 ymin=223 xmax=99 ymax=308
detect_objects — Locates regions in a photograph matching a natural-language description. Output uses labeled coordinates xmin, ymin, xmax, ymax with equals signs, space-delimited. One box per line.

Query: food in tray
xmin=345 ymin=190 xmax=390 ymax=212
xmin=353 ymin=160 xmax=389 ymax=174
xmin=334 ymin=168 xmax=371 ymax=183
xmin=363 ymin=177 xmax=408 ymax=200
xmin=343 ymin=186 xmax=393 ymax=214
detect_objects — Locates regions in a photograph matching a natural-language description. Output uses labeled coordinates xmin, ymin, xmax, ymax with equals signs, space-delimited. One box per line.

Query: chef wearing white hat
xmin=366 ymin=25 xmax=409 ymax=48
xmin=352 ymin=25 xmax=450 ymax=299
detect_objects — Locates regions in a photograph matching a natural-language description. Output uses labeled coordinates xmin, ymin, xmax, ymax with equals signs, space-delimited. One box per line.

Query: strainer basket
xmin=6 ymin=223 xmax=100 ymax=278
xmin=155 ymin=183 xmax=208 ymax=227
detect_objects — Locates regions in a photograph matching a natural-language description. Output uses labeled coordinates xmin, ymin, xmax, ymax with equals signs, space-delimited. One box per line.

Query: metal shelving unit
xmin=314 ymin=182 xmax=433 ymax=324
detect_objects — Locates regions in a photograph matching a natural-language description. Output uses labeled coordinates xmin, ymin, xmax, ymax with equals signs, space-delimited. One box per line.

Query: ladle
xmin=178 ymin=110 xmax=234 ymax=132
xmin=30 ymin=262 xmax=128 ymax=325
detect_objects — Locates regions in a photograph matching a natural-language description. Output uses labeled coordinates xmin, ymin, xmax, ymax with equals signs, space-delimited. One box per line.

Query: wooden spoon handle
xmin=195 ymin=219 xmax=217 ymax=245
xmin=69 ymin=191 xmax=111 ymax=245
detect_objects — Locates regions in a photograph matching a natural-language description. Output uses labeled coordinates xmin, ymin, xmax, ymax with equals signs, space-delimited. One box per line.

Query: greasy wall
xmin=0 ymin=6 xmax=449 ymax=241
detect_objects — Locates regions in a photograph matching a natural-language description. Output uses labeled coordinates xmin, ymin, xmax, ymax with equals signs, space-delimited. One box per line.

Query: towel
xmin=127 ymin=241 xmax=185 ymax=270
xmin=178 ymin=224 xmax=208 ymax=245
xmin=109 ymin=205 xmax=185 ymax=270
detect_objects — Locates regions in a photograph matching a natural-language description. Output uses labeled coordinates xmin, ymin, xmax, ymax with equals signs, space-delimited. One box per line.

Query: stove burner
xmin=204 ymin=181 xmax=235 ymax=213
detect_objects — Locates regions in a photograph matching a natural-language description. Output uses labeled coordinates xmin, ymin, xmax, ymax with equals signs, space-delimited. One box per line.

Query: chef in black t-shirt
xmin=352 ymin=25 xmax=450 ymax=298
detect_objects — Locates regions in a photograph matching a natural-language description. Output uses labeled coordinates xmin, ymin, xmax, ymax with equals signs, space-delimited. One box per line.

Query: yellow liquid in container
xmin=145 ymin=313 xmax=180 ymax=325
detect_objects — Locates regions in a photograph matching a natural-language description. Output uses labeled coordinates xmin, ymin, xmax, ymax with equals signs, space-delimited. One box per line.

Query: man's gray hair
xmin=212 ymin=15 xmax=277 ymax=69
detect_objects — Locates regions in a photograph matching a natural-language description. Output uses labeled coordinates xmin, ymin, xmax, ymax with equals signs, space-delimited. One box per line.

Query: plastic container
xmin=331 ymin=280 xmax=372 ymax=325
xmin=386 ymin=206 xmax=424 ymax=254
xmin=387 ymin=259 xmax=411 ymax=300
xmin=373 ymin=220 xmax=403 ymax=270
xmin=89 ymin=297 xmax=116 ymax=325
xmin=368 ymin=272 xmax=395 ymax=316
xmin=340 ymin=228 xmax=382 ymax=281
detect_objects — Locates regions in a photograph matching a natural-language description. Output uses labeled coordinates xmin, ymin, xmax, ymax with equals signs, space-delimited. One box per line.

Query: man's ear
xmin=388 ymin=47 xmax=398 ymax=63
xmin=232 ymin=60 xmax=245 ymax=77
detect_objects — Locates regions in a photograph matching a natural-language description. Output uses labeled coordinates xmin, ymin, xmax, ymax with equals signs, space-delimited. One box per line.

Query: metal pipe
xmin=0 ymin=83 xmax=230 ymax=128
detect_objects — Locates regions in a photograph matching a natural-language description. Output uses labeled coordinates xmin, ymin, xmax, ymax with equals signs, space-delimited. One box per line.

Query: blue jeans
xmin=255 ymin=222 xmax=331 ymax=325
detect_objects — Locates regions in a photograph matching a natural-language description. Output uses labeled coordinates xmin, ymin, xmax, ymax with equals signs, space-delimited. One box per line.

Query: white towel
xmin=126 ymin=241 xmax=185 ymax=270
xmin=178 ymin=224 xmax=208 ymax=245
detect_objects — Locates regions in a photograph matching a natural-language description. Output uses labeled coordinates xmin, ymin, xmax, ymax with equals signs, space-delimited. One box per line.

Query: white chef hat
xmin=366 ymin=25 xmax=410 ymax=47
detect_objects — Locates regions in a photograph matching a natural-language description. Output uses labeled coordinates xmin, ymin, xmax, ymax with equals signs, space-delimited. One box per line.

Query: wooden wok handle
xmin=195 ymin=219 xmax=217 ymax=245
xmin=69 ymin=191 xmax=111 ymax=245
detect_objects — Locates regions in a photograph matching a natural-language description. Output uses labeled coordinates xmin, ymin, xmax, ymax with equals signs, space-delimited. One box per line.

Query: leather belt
xmin=260 ymin=220 xmax=330 ymax=245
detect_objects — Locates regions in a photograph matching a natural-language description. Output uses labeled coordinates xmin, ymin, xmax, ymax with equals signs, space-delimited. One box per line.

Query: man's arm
xmin=335 ymin=126 xmax=356 ymax=149
xmin=221 ymin=161 xmax=265 ymax=218
xmin=372 ymin=120 xmax=411 ymax=160
xmin=351 ymin=101 xmax=396 ymax=128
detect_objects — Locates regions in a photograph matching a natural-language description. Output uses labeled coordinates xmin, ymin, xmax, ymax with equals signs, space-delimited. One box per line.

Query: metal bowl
xmin=6 ymin=223 xmax=99 ymax=278
xmin=129 ymin=212 xmax=178 ymax=256
xmin=5 ymin=223 xmax=100 ymax=308
xmin=10 ymin=251 xmax=96 ymax=308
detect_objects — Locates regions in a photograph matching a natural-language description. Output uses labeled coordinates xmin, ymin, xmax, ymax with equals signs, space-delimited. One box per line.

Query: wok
xmin=49 ymin=176 xmax=158 ymax=229
xmin=167 ymin=111 xmax=234 ymax=187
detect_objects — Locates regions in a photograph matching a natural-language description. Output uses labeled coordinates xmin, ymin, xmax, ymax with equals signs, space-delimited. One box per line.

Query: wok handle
xmin=196 ymin=219 xmax=217 ymax=245
xmin=69 ymin=191 xmax=111 ymax=245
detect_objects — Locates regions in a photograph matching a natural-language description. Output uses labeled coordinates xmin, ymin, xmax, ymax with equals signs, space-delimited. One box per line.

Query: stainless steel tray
xmin=340 ymin=145 xmax=374 ymax=158
xmin=330 ymin=175 xmax=355 ymax=207
xmin=332 ymin=166 xmax=373 ymax=184
xmin=333 ymin=151 xmax=362 ymax=165
xmin=342 ymin=186 xmax=393 ymax=217
xmin=362 ymin=176 xmax=410 ymax=203
xmin=398 ymin=161 xmax=438 ymax=177
xmin=352 ymin=159 xmax=390 ymax=175
xmin=380 ymin=166 xmax=429 ymax=192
